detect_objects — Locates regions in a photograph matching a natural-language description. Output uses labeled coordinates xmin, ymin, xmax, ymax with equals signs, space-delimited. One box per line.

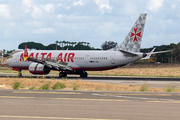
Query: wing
xmin=27 ymin=57 xmax=72 ymax=71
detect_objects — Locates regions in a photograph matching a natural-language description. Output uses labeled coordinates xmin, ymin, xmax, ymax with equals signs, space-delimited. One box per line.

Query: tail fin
xmin=110 ymin=13 xmax=147 ymax=52
xmin=24 ymin=45 xmax=28 ymax=61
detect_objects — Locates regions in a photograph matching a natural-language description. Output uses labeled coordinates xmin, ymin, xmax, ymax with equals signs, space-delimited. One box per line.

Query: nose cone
xmin=6 ymin=58 xmax=11 ymax=66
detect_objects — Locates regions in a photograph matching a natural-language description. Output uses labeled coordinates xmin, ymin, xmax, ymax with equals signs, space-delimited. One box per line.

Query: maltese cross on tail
xmin=130 ymin=27 xmax=142 ymax=42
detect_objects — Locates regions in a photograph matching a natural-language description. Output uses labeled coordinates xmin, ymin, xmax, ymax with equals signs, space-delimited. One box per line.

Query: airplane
xmin=6 ymin=13 xmax=171 ymax=78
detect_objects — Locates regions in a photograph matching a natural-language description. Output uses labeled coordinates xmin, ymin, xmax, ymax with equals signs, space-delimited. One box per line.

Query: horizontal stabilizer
xmin=119 ymin=50 xmax=138 ymax=57
xmin=151 ymin=50 xmax=172 ymax=54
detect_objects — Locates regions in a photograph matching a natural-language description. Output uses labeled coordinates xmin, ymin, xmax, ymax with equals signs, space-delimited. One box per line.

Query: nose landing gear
xmin=18 ymin=70 xmax=22 ymax=77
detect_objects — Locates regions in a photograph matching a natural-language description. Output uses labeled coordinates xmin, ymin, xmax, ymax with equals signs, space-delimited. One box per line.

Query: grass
xmin=140 ymin=83 xmax=149 ymax=92
xmin=52 ymin=82 xmax=66 ymax=90
xmin=88 ymin=66 xmax=180 ymax=78
xmin=13 ymin=81 xmax=20 ymax=89
xmin=0 ymin=77 xmax=180 ymax=92
xmin=29 ymin=86 xmax=35 ymax=90
xmin=166 ymin=84 xmax=175 ymax=92
xmin=89 ymin=73 xmax=180 ymax=78
xmin=73 ymin=84 xmax=78 ymax=90
xmin=2 ymin=65 xmax=180 ymax=78
xmin=39 ymin=84 xmax=49 ymax=90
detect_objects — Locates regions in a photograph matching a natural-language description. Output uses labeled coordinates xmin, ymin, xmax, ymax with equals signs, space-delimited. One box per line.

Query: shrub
xmin=129 ymin=84 xmax=134 ymax=87
xmin=53 ymin=83 xmax=66 ymax=90
xmin=29 ymin=86 xmax=35 ymax=90
xmin=13 ymin=82 xmax=20 ymax=89
xmin=73 ymin=84 xmax=78 ymax=90
xmin=39 ymin=84 xmax=49 ymax=90
xmin=140 ymin=83 xmax=149 ymax=92
xmin=166 ymin=84 xmax=175 ymax=92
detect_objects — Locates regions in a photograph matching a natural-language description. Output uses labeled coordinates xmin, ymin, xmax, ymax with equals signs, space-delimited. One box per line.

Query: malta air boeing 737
xmin=6 ymin=13 xmax=171 ymax=78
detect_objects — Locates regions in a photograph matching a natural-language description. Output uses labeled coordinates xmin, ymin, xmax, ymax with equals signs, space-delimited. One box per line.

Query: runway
xmin=0 ymin=89 xmax=180 ymax=120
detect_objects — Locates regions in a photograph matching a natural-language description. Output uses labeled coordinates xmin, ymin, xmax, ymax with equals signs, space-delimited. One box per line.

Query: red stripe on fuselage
xmin=12 ymin=66 xmax=119 ymax=71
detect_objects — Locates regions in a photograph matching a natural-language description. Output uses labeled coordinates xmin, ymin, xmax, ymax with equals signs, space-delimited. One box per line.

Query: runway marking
xmin=13 ymin=91 xmax=81 ymax=95
xmin=51 ymin=97 xmax=129 ymax=102
xmin=0 ymin=96 xmax=35 ymax=99
xmin=147 ymin=101 xmax=180 ymax=104
xmin=0 ymin=95 xmax=129 ymax=102
xmin=0 ymin=115 xmax=121 ymax=120
xmin=104 ymin=93 xmax=172 ymax=96
xmin=94 ymin=94 xmax=178 ymax=101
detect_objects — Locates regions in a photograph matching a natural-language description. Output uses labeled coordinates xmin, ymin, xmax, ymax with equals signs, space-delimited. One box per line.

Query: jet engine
xmin=29 ymin=63 xmax=50 ymax=75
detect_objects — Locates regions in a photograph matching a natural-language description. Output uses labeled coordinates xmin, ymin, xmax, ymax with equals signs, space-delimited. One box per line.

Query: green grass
xmin=140 ymin=83 xmax=149 ymax=92
xmin=52 ymin=83 xmax=66 ymax=90
xmin=29 ymin=86 xmax=35 ymax=90
xmin=129 ymin=84 xmax=134 ymax=87
xmin=39 ymin=84 xmax=49 ymax=90
xmin=73 ymin=84 xmax=78 ymax=90
xmin=13 ymin=82 xmax=20 ymax=89
xmin=166 ymin=84 xmax=175 ymax=92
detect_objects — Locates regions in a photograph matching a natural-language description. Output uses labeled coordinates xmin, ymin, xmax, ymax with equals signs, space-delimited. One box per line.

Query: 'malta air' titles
xmin=20 ymin=52 xmax=75 ymax=62
xmin=6 ymin=13 xmax=172 ymax=78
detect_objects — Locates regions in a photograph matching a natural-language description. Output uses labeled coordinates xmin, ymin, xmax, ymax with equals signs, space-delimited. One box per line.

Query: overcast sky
xmin=0 ymin=0 xmax=180 ymax=50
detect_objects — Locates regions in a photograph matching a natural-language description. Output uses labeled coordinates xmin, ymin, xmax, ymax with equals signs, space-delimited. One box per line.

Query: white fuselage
xmin=6 ymin=50 xmax=143 ymax=71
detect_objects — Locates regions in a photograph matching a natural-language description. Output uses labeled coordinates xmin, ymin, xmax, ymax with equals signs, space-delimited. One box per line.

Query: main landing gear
xmin=18 ymin=70 xmax=22 ymax=77
xmin=80 ymin=71 xmax=88 ymax=78
xmin=59 ymin=71 xmax=67 ymax=78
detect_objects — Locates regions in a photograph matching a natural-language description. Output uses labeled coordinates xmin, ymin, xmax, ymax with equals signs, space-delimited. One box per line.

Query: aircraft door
xmin=85 ymin=55 xmax=90 ymax=63
xmin=110 ymin=54 xmax=115 ymax=64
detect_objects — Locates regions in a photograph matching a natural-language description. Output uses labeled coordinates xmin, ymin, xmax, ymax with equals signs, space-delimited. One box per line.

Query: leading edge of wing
xmin=27 ymin=57 xmax=72 ymax=71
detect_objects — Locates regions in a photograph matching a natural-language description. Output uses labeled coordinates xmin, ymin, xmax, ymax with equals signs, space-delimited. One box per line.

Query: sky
xmin=0 ymin=0 xmax=180 ymax=50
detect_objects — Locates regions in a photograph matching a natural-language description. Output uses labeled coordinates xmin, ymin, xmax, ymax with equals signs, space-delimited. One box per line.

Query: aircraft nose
xmin=6 ymin=59 xmax=10 ymax=65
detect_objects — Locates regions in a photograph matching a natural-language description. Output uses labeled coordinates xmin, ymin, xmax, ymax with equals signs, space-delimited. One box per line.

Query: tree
xmin=101 ymin=41 xmax=118 ymax=50
xmin=18 ymin=42 xmax=45 ymax=50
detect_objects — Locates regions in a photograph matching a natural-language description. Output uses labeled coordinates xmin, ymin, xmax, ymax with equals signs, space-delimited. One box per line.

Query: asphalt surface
xmin=0 ymin=73 xmax=180 ymax=119
xmin=0 ymin=89 xmax=180 ymax=120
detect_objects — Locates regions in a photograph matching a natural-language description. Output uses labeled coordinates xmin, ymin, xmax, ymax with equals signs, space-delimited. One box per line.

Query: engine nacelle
xmin=29 ymin=63 xmax=50 ymax=75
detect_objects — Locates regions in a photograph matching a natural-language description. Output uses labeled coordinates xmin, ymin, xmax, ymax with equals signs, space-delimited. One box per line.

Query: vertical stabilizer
xmin=109 ymin=13 xmax=147 ymax=52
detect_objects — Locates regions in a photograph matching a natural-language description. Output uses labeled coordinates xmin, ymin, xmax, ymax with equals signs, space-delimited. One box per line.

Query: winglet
xmin=24 ymin=45 xmax=28 ymax=61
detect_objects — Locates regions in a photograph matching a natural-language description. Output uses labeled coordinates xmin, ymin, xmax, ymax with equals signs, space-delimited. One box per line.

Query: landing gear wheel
xmin=80 ymin=71 xmax=88 ymax=78
xmin=18 ymin=70 xmax=22 ymax=77
xmin=59 ymin=72 xmax=67 ymax=78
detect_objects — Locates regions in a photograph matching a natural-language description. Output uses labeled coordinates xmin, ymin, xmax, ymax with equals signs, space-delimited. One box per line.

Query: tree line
xmin=18 ymin=41 xmax=100 ymax=50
